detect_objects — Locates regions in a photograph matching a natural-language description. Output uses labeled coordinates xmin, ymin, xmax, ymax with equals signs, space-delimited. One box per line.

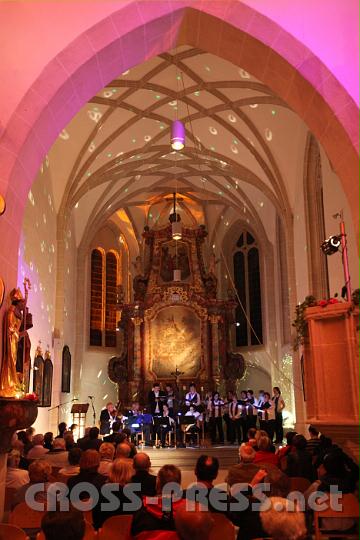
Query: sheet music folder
xmin=71 ymin=403 xmax=89 ymax=414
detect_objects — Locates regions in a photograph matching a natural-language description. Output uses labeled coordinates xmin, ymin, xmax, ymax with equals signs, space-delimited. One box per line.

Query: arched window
xmin=90 ymin=249 xmax=104 ymax=346
xmin=233 ymin=231 xmax=263 ymax=346
xmin=105 ymin=251 xmax=118 ymax=347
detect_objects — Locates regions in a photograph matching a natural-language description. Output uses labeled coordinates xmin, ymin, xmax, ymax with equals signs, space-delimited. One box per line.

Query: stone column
xmin=209 ymin=314 xmax=221 ymax=385
xmin=133 ymin=316 xmax=143 ymax=380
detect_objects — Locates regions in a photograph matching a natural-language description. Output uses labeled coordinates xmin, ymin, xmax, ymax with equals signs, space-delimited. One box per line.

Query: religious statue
xmin=132 ymin=255 xmax=148 ymax=301
xmin=0 ymin=278 xmax=31 ymax=397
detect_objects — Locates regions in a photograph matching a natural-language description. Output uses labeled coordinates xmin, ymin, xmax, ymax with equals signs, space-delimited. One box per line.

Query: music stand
xmin=71 ymin=403 xmax=89 ymax=439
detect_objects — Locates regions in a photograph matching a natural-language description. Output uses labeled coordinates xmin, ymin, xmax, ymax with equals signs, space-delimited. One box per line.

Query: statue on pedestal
xmin=0 ymin=279 xmax=31 ymax=397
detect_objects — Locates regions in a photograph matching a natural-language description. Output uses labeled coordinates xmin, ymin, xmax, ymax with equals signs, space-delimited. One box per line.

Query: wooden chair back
xmin=314 ymin=493 xmax=359 ymax=539
xmin=0 ymin=523 xmax=30 ymax=540
xmin=98 ymin=514 xmax=133 ymax=540
xmin=9 ymin=502 xmax=46 ymax=529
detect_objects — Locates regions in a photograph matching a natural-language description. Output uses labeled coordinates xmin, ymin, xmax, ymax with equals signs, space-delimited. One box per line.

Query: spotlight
xmin=170 ymin=120 xmax=185 ymax=150
xmin=235 ymin=322 xmax=241 ymax=327
xmin=321 ymin=235 xmax=341 ymax=255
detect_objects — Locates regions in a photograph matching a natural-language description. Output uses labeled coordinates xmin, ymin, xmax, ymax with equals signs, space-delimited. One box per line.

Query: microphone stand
xmin=48 ymin=398 xmax=78 ymax=428
xmin=88 ymin=396 xmax=96 ymax=426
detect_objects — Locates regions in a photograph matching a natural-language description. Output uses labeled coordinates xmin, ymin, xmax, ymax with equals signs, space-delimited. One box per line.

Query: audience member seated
xmin=131 ymin=465 xmax=185 ymax=539
xmin=246 ymin=428 xmax=258 ymax=448
xmin=98 ymin=442 xmax=115 ymax=476
xmin=17 ymin=430 xmax=33 ymax=455
xmin=116 ymin=442 xmax=133 ymax=463
xmin=43 ymin=432 xmax=54 ymax=451
xmin=64 ymin=431 xmax=76 ymax=451
xmin=103 ymin=421 xmax=125 ymax=445
xmin=26 ymin=434 xmax=49 ymax=459
xmin=6 ymin=449 xmax=30 ymax=489
xmin=228 ymin=444 xmax=289 ymax=497
xmin=80 ymin=427 xmax=102 ymax=451
xmin=76 ymin=427 xmax=91 ymax=450
xmin=55 ymin=422 xmax=68 ymax=439
xmin=92 ymin=459 xmax=136 ymax=529
xmin=122 ymin=427 xmax=138 ymax=457
xmin=12 ymin=460 xmax=52 ymax=509
xmin=26 ymin=427 xmax=36 ymax=443
xmin=285 ymin=434 xmax=314 ymax=481
xmin=11 ymin=435 xmax=29 ymax=470
xmin=132 ymin=452 xmax=157 ymax=497
xmin=306 ymin=425 xmax=321 ymax=457
xmin=41 ymin=507 xmax=85 ymax=540
xmin=186 ymin=455 xmax=227 ymax=513
xmin=305 ymin=451 xmax=358 ymax=534
xmin=253 ymin=435 xmax=279 ymax=466
xmin=58 ymin=447 xmax=82 ymax=478
xmin=175 ymin=504 xmax=214 ymax=540
xmin=277 ymin=431 xmax=297 ymax=464
xmin=260 ymin=496 xmax=307 ymax=540
xmin=43 ymin=438 xmax=69 ymax=468
xmin=67 ymin=449 xmax=107 ymax=497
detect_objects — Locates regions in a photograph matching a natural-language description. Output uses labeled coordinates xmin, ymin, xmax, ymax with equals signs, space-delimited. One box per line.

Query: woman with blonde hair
xmin=93 ymin=458 xmax=138 ymax=530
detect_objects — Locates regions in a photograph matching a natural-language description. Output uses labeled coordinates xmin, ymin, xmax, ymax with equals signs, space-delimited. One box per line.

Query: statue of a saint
xmin=0 ymin=279 xmax=30 ymax=397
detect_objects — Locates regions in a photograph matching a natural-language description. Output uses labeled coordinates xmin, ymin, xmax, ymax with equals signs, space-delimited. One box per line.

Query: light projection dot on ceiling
xmin=227 ymin=184 xmax=231 ymax=189
xmin=28 ymin=190 xmax=35 ymax=206
xmin=225 ymin=221 xmax=229 ymax=226
xmin=34 ymin=284 xmax=37 ymax=293
xmin=74 ymin=202 xmax=79 ymax=209
xmin=228 ymin=114 xmax=236 ymax=123
xmin=45 ymin=155 xmax=49 ymax=168
xmin=155 ymin=95 xmax=161 ymax=100
xmin=43 ymin=214 xmax=47 ymax=224
xmin=88 ymin=142 xmax=96 ymax=153
xmin=29 ymin=261 xmax=33 ymax=271
xmin=135 ymin=175 xmax=141 ymax=180
xmin=259 ymin=201 xmax=264 ymax=207
xmin=210 ymin=146 xmax=215 ymax=151
xmin=271 ymin=109 xmax=276 ymax=115
xmin=103 ymin=395 xmax=109 ymax=400
xmin=209 ymin=126 xmax=218 ymax=135
xmin=230 ymin=145 xmax=238 ymax=154
xmin=194 ymin=91 xmax=200 ymax=97
xmin=239 ymin=68 xmax=250 ymax=79
xmin=169 ymin=100 xmax=177 ymax=107
xmin=204 ymin=66 xmax=211 ymax=72
xmin=59 ymin=129 xmax=70 ymax=140
xmin=247 ymin=138 xmax=255 ymax=147
xmin=40 ymin=241 xmax=45 ymax=253
xmin=87 ymin=109 xmax=102 ymax=123
xmin=201 ymin=177 xmax=206 ymax=183
xmin=107 ymin=153 xmax=112 ymax=158
xmin=159 ymin=125 xmax=165 ymax=130
xmin=144 ymin=135 xmax=151 ymax=142
xmin=132 ymin=139 xmax=136 ymax=143
xmin=87 ymin=172 xmax=91 ymax=176
xmin=212 ymin=244 xmax=215 ymax=249
xmin=103 ymin=90 xmax=113 ymax=98
xmin=265 ymin=128 xmax=273 ymax=141
xmin=249 ymin=104 xmax=258 ymax=109
xmin=122 ymin=69 xmax=130 ymax=76
xmin=218 ymin=191 xmax=223 ymax=196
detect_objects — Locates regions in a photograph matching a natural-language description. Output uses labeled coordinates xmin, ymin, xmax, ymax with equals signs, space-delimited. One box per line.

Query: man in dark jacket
xmin=132 ymin=452 xmax=157 ymax=497
xmin=285 ymin=434 xmax=314 ymax=481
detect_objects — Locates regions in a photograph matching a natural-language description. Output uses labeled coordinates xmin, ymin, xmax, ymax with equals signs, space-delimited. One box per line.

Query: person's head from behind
xmin=41 ymin=508 xmax=85 ymax=540
xmin=64 ymin=432 xmax=75 ymax=448
xmin=26 ymin=427 xmax=35 ymax=441
xmin=68 ymin=448 xmax=82 ymax=466
xmin=111 ymin=421 xmax=121 ymax=433
xmin=70 ymin=424 xmax=78 ymax=433
xmin=17 ymin=431 xmax=28 ymax=444
xmin=99 ymin=442 xmax=115 ymax=461
xmin=33 ymin=434 xmax=44 ymax=446
xmin=239 ymin=444 xmax=256 ymax=463
xmin=247 ymin=428 xmax=257 ymax=441
xmin=133 ymin=452 xmax=151 ymax=472
xmin=116 ymin=442 xmax=131 ymax=459
xmin=122 ymin=428 xmax=131 ymax=440
xmin=58 ymin=422 xmax=67 ymax=435
xmin=175 ymin=504 xmax=214 ymax=540
xmin=44 ymin=432 xmax=53 ymax=445
xmin=308 ymin=425 xmax=319 ymax=438
xmin=79 ymin=449 xmax=100 ymax=473
xmin=29 ymin=460 xmax=52 ymax=483
xmin=260 ymin=497 xmax=306 ymax=540
xmin=285 ymin=431 xmax=298 ymax=447
xmin=292 ymin=434 xmax=307 ymax=451
xmin=53 ymin=438 xmax=66 ymax=451
xmin=322 ymin=451 xmax=346 ymax=477
xmin=257 ymin=435 xmax=272 ymax=452
xmin=195 ymin=455 xmax=219 ymax=484
xmin=156 ymin=465 xmax=181 ymax=494
xmin=109 ymin=459 xmax=133 ymax=486
xmin=89 ymin=427 xmax=99 ymax=440
xmin=7 ymin=449 xmax=21 ymax=468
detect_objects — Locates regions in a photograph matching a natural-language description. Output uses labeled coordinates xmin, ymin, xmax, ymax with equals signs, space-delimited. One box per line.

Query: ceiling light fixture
xmin=170 ymin=119 xmax=185 ymax=151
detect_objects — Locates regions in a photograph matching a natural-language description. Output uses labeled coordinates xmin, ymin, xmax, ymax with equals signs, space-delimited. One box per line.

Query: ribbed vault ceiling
xmin=41 ymin=46 xmax=310 ymax=249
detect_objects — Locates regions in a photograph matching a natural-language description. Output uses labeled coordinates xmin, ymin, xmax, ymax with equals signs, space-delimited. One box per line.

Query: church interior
xmin=0 ymin=2 xmax=358 ymax=539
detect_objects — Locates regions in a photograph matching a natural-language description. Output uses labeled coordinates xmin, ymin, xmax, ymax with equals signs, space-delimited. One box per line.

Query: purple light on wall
xmin=170 ymin=120 xmax=185 ymax=150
